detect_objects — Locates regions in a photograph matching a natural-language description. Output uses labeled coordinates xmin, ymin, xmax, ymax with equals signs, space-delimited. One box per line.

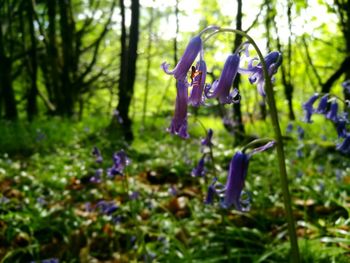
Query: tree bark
xmin=26 ymin=0 xmax=38 ymax=121
xmin=232 ymin=0 xmax=245 ymax=144
xmin=115 ymin=0 xmax=140 ymax=141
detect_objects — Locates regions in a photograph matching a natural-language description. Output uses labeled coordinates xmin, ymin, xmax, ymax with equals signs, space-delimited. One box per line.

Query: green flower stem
xmin=205 ymin=28 xmax=300 ymax=262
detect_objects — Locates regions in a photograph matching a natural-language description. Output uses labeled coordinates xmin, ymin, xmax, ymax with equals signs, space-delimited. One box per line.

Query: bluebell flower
xmin=168 ymin=185 xmax=177 ymax=196
xmin=189 ymin=57 xmax=207 ymax=107
xmin=96 ymin=200 xmax=118 ymax=215
xmin=167 ymin=79 xmax=189 ymax=138
xmin=326 ymin=101 xmax=338 ymax=122
xmin=107 ymin=150 xmax=129 ymax=178
xmin=286 ymin=123 xmax=293 ymax=134
xmin=192 ymin=156 xmax=206 ymax=177
xmin=129 ymin=191 xmax=139 ymax=200
xmin=221 ymin=151 xmax=249 ymax=210
xmin=316 ymin=94 xmax=329 ymax=114
xmin=297 ymin=126 xmax=304 ymax=140
xmin=302 ymin=93 xmax=319 ymax=123
xmin=239 ymin=51 xmax=282 ymax=97
xmin=162 ymin=36 xmax=202 ymax=80
xmin=336 ymin=135 xmax=350 ymax=155
xmin=92 ymin=146 xmax=103 ymax=163
xmin=342 ymin=79 xmax=350 ymax=93
xmin=162 ymin=26 xmax=218 ymax=80
xmin=221 ymin=141 xmax=275 ymax=211
xmin=205 ymin=54 xmax=241 ymax=104
xmin=204 ymin=180 xmax=217 ymax=205
xmin=201 ymin=128 xmax=213 ymax=146
xmin=90 ymin=168 xmax=103 ymax=183
xmin=336 ymin=119 xmax=347 ymax=138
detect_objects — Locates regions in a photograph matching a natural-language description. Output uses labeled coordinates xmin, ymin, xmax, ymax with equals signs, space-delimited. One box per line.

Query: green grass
xmin=0 ymin=115 xmax=349 ymax=262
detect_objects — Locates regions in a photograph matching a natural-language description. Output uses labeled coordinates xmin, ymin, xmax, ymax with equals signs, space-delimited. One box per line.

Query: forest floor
xmin=0 ymin=115 xmax=349 ymax=262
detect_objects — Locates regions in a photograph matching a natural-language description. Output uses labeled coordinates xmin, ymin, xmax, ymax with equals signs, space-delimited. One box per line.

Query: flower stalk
xmin=206 ymin=28 xmax=300 ymax=262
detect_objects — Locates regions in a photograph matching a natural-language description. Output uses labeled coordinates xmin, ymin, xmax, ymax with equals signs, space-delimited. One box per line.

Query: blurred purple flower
xmin=336 ymin=135 xmax=350 ymax=155
xmin=192 ymin=156 xmax=206 ymax=177
xmin=286 ymin=123 xmax=293 ymax=134
xmin=297 ymin=126 xmax=304 ymax=140
xmin=326 ymin=101 xmax=338 ymax=122
xmin=201 ymin=128 xmax=213 ymax=147
xmin=189 ymin=58 xmax=207 ymax=107
xmin=92 ymin=146 xmax=103 ymax=163
xmin=107 ymin=150 xmax=130 ymax=178
xmin=302 ymin=93 xmax=319 ymax=123
xmin=168 ymin=185 xmax=177 ymax=196
xmin=167 ymin=79 xmax=189 ymax=139
xmin=336 ymin=119 xmax=347 ymax=138
xmin=239 ymin=51 xmax=282 ymax=97
xmin=204 ymin=180 xmax=217 ymax=205
xmin=316 ymin=94 xmax=329 ymax=114
xmin=96 ymin=200 xmax=118 ymax=215
xmin=342 ymin=79 xmax=350 ymax=93
xmin=90 ymin=168 xmax=103 ymax=183
xmin=205 ymin=54 xmax=241 ymax=104
xmin=129 ymin=191 xmax=139 ymax=200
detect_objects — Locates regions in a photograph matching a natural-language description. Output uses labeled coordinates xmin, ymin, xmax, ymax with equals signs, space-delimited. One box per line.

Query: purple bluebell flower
xmin=162 ymin=36 xmax=202 ymax=80
xmin=92 ymin=146 xmax=103 ymax=163
xmin=221 ymin=151 xmax=250 ymax=210
xmin=205 ymin=54 xmax=241 ymax=104
xmin=96 ymin=200 xmax=118 ymax=215
xmin=296 ymin=148 xmax=303 ymax=158
xmin=302 ymin=93 xmax=319 ymax=123
xmin=286 ymin=123 xmax=293 ymax=134
xmin=90 ymin=168 xmax=103 ymax=183
xmin=342 ymin=79 xmax=350 ymax=93
xmin=167 ymin=79 xmax=189 ymax=139
xmin=326 ymin=101 xmax=338 ymax=122
xmin=168 ymin=185 xmax=177 ymax=196
xmin=204 ymin=180 xmax=217 ymax=205
xmin=239 ymin=51 xmax=282 ymax=97
xmin=336 ymin=119 xmax=347 ymax=138
xmin=42 ymin=259 xmax=59 ymax=263
xmin=192 ymin=156 xmax=206 ymax=177
xmin=161 ymin=26 xmax=218 ymax=80
xmin=189 ymin=58 xmax=207 ymax=107
xmin=316 ymin=94 xmax=329 ymax=114
xmin=129 ymin=191 xmax=139 ymax=200
xmin=336 ymin=135 xmax=350 ymax=155
xmin=201 ymin=128 xmax=213 ymax=146
xmin=107 ymin=150 xmax=130 ymax=178
xmin=297 ymin=126 xmax=304 ymax=140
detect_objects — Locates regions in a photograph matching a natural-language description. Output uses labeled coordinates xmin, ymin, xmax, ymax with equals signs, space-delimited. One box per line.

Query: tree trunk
xmin=26 ymin=0 xmax=38 ymax=121
xmin=232 ymin=0 xmax=245 ymax=144
xmin=115 ymin=0 xmax=140 ymax=142
xmin=0 ymin=12 xmax=17 ymax=120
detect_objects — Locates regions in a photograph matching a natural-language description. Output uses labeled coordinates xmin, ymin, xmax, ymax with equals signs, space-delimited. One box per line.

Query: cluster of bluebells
xmin=162 ymin=26 xmax=282 ymax=139
xmin=86 ymin=200 xmax=121 ymax=224
xmin=89 ymin=147 xmax=130 ymax=183
xmin=302 ymin=82 xmax=350 ymax=155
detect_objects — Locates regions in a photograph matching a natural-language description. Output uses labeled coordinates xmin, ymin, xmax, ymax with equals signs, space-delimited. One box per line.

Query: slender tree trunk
xmin=232 ymin=0 xmax=245 ymax=144
xmin=142 ymin=5 xmax=154 ymax=128
xmin=58 ymin=0 xmax=75 ymax=116
xmin=115 ymin=0 xmax=140 ymax=141
xmin=0 ymin=11 xmax=17 ymax=120
xmin=26 ymin=0 xmax=38 ymax=121
xmin=47 ymin=0 xmax=61 ymax=114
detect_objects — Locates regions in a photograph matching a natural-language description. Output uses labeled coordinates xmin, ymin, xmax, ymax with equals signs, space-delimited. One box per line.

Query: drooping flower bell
xmin=192 ymin=156 xmax=206 ymax=177
xmin=162 ymin=26 xmax=218 ymax=80
xmin=302 ymin=93 xmax=319 ymax=123
xmin=205 ymin=54 xmax=241 ymax=104
xmin=326 ymin=101 xmax=339 ymax=123
xmin=316 ymin=94 xmax=329 ymax=114
xmin=336 ymin=135 xmax=350 ymax=155
xmin=107 ymin=150 xmax=130 ymax=178
xmin=167 ymin=79 xmax=189 ymax=138
xmin=189 ymin=53 xmax=207 ymax=107
xmin=92 ymin=146 xmax=103 ymax=163
xmin=239 ymin=51 xmax=282 ymax=97
xmin=221 ymin=140 xmax=275 ymax=211
xmin=201 ymin=128 xmax=213 ymax=147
